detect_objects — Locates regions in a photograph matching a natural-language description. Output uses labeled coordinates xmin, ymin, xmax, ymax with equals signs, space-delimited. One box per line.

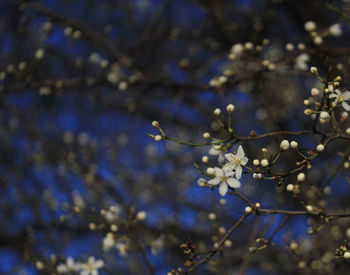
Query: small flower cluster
xmin=198 ymin=145 xmax=248 ymax=196
xmin=335 ymin=241 xmax=350 ymax=259
xmin=57 ymin=257 xmax=104 ymax=275
xmin=304 ymin=69 xmax=350 ymax=126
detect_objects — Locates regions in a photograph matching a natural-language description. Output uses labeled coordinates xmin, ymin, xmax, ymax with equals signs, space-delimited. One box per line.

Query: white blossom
xmin=329 ymin=89 xmax=350 ymax=111
xmin=231 ymin=43 xmax=244 ymax=55
xmin=209 ymin=144 xmax=225 ymax=162
xmin=208 ymin=167 xmax=240 ymax=196
xmin=80 ymin=257 xmax=104 ymax=275
xmin=57 ymin=258 xmax=80 ymax=274
xmin=295 ymin=53 xmax=310 ymax=71
xmin=224 ymin=145 xmax=248 ymax=179
xmin=319 ymin=111 xmax=330 ymax=121
xmin=103 ymin=233 xmax=115 ymax=251
xmin=116 ymin=240 xmax=128 ymax=256
xmin=151 ymin=235 xmax=165 ymax=255
xmin=304 ymin=21 xmax=316 ymax=32
xmin=329 ymin=23 xmax=342 ymax=37
xmin=136 ymin=211 xmax=147 ymax=220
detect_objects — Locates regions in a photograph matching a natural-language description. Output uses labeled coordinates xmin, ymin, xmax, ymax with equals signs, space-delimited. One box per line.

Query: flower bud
xmin=154 ymin=135 xmax=162 ymax=141
xmin=206 ymin=167 xmax=215 ymax=176
xmin=213 ymin=108 xmax=221 ymax=116
xmin=203 ymin=132 xmax=211 ymax=139
xmin=320 ymin=111 xmax=330 ymax=120
xmin=344 ymin=251 xmax=350 ymax=259
xmin=311 ymin=88 xmax=320 ymax=96
xmin=136 ymin=211 xmax=147 ymax=220
xmin=202 ymin=156 xmax=209 ymax=164
xmin=286 ymin=184 xmax=294 ymax=191
xmin=152 ymin=121 xmax=160 ymax=128
xmin=280 ymin=140 xmax=290 ymax=151
xmin=290 ymin=141 xmax=298 ymax=149
xmin=226 ymin=104 xmax=235 ymax=113
xmin=304 ymin=109 xmax=313 ymax=115
xmin=253 ymin=159 xmax=260 ymax=166
xmin=310 ymin=66 xmax=318 ymax=74
xmin=261 ymin=159 xmax=269 ymax=167
xmin=316 ymin=144 xmax=325 ymax=152
xmin=304 ymin=21 xmax=316 ymax=32
xmin=297 ymin=173 xmax=305 ymax=182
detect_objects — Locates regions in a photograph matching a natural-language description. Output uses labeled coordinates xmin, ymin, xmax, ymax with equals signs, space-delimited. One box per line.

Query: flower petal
xmin=343 ymin=91 xmax=350 ymax=100
xmin=225 ymin=153 xmax=234 ymax=162
xmin=227 ymin=178 xmax=241 ymax=189
xmin=241 ymin=156 xmax=248 ymax=166
xmin=237 ymin=145 xmax=244 ymax=158
xmin=95 ymin=260 xmax=104 ymax=268
xmin=225 ymin=171 xmax=235 ymax=178
xmin=343 ymin=102 xmax=350 ymax=111
xmin=214 ymin=167 xmax=223 ymax=177
xmin=235 ymin=166 xmax=242 ymax=179
xmin=208 ymin=177 xmax=221 ymax=186
xmin=218 ymin=153 xmax=225 ymax=163
xmin=223 ymin=163 xmax=234 ymax=173
xmin=209 ymin=148 xmax=219 ymax=156
xmin=219 ymin=182 xmax=228 ymax=196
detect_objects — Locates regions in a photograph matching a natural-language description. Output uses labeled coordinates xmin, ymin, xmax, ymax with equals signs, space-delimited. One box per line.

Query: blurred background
xmin=1 ymin=0 xmax=350 ymax=274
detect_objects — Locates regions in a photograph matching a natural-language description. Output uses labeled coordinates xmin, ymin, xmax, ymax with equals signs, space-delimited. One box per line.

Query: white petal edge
xmin=235 ymin=166 xmax=242 ymax=179
xmin=219 ymin=182 xmax=228 ymax=196
xmin=227 ymin=178 xmax=241 ymax=188
xmin=214 ymin=167 xmax=223 ymax=177
xmin=208 ymin=178 xmax=221 ymax=186
xmin=343 ymin=102 xmax=350 ymax=111
xmin=237 ymin=145 xmax=245 ymax=158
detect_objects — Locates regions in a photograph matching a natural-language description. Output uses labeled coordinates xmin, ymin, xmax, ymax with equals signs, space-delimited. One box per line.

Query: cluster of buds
xmin=335 ymin=242 xmax=350 ymax=259
xmin=304 ymin=67 xmax=349 ymax=126
xmin=279 ymin=140 xmax=298 ymax=151
xmin=304 ymin=21 xmax=342 ymax=46
xmin=150 ymin=121 xmax=165 ymax=141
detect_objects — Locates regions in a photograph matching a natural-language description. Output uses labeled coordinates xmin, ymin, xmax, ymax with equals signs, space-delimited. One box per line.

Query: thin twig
xmin=185 ymin=213 xmax=250 ymax=274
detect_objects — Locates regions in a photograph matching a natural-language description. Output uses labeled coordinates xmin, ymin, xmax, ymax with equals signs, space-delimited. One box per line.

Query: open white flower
xmin=295 ymin=53 xmax=310 ymax=71
xmin=209 ymin=144 xmax=225 ymax=162
xmin=103 ymin=233 xmax=115 ymax=251
xmin=224 ymin=145 xmax=248 ymax=179
xmin=116 ymin=240 xmax=129 ymax=256
xmin=80 ymin=257 xmax=104 ymax=275
xmin=329 ymin=89 xmax=350 ymax=111
xmin=57 ymin=257 xmax=80 ymax=274
xmin=208 ymin=167 xmax=241 ymax=196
